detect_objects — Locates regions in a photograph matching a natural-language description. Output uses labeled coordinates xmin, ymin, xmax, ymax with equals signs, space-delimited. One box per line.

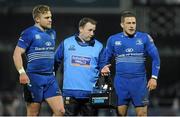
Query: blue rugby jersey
xmin=17 ymin=26 xmax=56 ymax=74
xmin=104 ymin=32 xmax=160 ymax=78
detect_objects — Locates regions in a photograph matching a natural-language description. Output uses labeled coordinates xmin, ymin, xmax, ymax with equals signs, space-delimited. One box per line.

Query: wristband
xmin=18 ymin=67 xmax=25 ymax=74
xmin=152 ymin=75 xmax=157 ymax=80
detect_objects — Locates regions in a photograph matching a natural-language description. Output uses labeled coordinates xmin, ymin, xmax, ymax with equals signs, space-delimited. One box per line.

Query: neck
xmin=78 ymin=34 xmax=86 ymax=43
xmin=34 ymin=24 xmax=45 ymax=31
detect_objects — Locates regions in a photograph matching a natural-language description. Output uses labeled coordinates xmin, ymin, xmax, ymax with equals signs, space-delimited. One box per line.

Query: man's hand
xmin=19 ymin=73 xmax=30 ymax=85
xmin=147 ymin=78 xmax=157 ymax=91
xmin=101 ymin=64 xmax=111 ymax=76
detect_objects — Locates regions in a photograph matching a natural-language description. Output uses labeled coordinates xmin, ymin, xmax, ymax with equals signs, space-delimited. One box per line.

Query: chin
xmin=47 ymin=26 xmax=52 ymax=29
xmin=45 ymin=24 xmax=51 ymax=29
xmin=129 ymin=31 xmax=135 ymax=35
xmin=127 ymin=33 xmax=135 ymax=37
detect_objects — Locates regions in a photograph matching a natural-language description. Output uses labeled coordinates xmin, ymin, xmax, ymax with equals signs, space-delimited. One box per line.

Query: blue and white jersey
xmin=55 ymin=35 xmax=103 ymax=92
xmin=17 ymin=26 xmax=56 ymax=74
xmin=104 ymin=31 xmax=160 ymax=78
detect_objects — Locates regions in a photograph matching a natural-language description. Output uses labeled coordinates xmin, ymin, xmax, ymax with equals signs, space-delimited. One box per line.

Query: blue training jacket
xmin=54 ymin=35 xmax=103 ymax=98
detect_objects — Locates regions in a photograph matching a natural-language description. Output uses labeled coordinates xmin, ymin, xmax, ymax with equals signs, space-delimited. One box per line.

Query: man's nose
xmin=90 ymin=31 xmax=94 ymax=36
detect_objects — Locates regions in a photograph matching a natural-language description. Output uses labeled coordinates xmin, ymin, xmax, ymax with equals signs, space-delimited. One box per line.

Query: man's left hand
xmin=147 ymin=78 xmax=157 ymax=91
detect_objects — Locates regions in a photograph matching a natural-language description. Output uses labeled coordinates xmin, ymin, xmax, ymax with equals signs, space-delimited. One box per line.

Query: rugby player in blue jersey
xmin=13 ymin=5 xmax=65 ymax=116
xmin=54 ymin=17 xmax=104 ymax=116
xmin=101 ymin=11 xmax=160 ymax=116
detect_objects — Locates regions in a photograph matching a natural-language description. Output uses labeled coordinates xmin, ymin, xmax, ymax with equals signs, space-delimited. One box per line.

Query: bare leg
xmin=26 ymin=102 xmax=41 ymax=116
xmin=46 ymin=95 xmax=65 ymax=116
xmin=117 ymin=105 xmax=128 ymax=116
xmin=135 ymin=106 xmax=147 ymax=116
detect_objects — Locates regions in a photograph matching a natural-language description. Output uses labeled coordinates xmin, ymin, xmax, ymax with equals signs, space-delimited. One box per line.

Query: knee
xmin=27 ymin=110 xmax=40 ymax=116
xmin=118 ymin=112 xmax=127 ymax=116
xmin=53 ymin=107 xmax=65 ymax=116
xmin=136 ymin=110 xmax=147 ymax=116
xmin=118 ymin=109 xmax=127 ymax=116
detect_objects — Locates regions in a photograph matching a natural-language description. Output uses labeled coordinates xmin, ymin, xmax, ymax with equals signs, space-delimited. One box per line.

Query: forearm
xmin=13 ymin=46 xmax=25 ymax=73
xmin=149 ymin=47 xmax=160 ymax=79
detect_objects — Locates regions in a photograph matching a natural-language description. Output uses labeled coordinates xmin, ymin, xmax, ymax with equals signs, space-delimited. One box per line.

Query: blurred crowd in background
xmin=0 ymin=0 xmax=180 ymax=115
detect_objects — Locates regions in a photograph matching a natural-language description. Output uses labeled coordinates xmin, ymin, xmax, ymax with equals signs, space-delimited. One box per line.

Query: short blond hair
xmin=32 ymin=5 xmax=51 ymax=20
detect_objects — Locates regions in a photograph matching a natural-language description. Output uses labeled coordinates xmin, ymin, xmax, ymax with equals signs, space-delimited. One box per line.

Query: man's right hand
xmin=19 ymin=73 xmax=30 ymax=84
xmin=101 ymin=64 xmax=111 ymax=76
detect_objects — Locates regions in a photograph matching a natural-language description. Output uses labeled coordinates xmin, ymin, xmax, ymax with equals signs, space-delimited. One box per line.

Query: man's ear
xmin=79 ymin=27 xmax=83 ymax=33
xmin=120 ymin=23 xmax=123 ymax=28
xmin=35 ymin=17 xmax=40 ymax=23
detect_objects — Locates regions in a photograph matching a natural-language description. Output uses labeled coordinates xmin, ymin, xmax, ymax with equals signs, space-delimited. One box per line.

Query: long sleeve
xmin=97 ymin=48 xmax=106 ymax=70
xmin=145 ymin=34 xmax=160 ymax=79
xmin=54 ymin=41 xmax=64 ymax=72
xmin=104 ymin=36 xmax=114 ymax=65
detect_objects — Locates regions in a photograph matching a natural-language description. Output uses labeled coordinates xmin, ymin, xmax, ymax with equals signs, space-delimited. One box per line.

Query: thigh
xmin=46 ymin=95 xmax=65 ymax=115
xmin=114 ymin=76 xmax=130 ymax=106
xmin=44 ymin=75 xmax=62 ymax=99
xmin=129 ymin=77 xmax=149 ymax=107
xmin=24 ymin=74 xmax=44 ymax=103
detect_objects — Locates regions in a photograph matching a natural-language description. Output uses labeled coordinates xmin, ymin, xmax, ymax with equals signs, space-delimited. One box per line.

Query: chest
xmin=114 ymin=38 xmax=145 ymax=54
xmin=32 ymin=32 xmax=55 ymax=48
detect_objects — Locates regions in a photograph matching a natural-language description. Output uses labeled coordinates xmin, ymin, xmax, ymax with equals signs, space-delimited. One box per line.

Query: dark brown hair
xmin=121 ymin=10 xmax=136 ymax=23
xmin=79 ymin=17 xmax=97 ymax=28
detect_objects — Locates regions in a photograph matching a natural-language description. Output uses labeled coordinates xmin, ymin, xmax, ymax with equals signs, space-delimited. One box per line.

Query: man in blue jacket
xmin=101 ymin=11 xmax=160 ymax=116
xmin=54 ymin=17 xmax=104 ymax=116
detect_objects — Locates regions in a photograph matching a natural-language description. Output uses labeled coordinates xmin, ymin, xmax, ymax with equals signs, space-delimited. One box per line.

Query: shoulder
xmin=136 ymin=31 xmax=154 ymax=43
xmin=94 ymin=39 xmax=103 ymax=48
xmin=21 ymin=26 xmax=45 ymax=37
xmin=106 ymin=32 xmax=123 ymax=44
xmin=64 ymin=35 xmax=75 ymax=41
xmin=19 ymin=26 xmax=38 ymax=40
xmin=47 ymin=29 xmax=56 ymax=34
xmin=21 ymin=26 xmax=35 ymax=35
xmin=136 ymin=31 xmax=150 ymax=37
xmin=109 ymin=32 xmax=123 ymax=39
xmin=94 ymin=38 xmax=102 ymax=45
xmin=63 ymin=35 xmax=76 ymax=45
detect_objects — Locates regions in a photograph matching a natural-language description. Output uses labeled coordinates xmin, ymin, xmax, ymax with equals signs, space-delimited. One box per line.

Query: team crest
xmin=115 ymin=41 xmax=122 ymax=46
xmin=45 ymin=41 xmax=52 ymax=46
xmin=136 ymin=39 xmax=143 ymax=45
xmin=35 ymin=34 xmax=41 ymax=39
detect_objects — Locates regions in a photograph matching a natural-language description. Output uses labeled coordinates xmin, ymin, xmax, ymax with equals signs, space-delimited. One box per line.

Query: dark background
xmin=0 ymin=0 xmax=180 ymax=116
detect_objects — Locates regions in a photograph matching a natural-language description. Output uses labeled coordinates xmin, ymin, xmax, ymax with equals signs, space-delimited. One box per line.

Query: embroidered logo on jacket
xmin=68 ymin=45 xmax=76 ymax=51
xmin=71 ymin=55 xmax=91 ymax=67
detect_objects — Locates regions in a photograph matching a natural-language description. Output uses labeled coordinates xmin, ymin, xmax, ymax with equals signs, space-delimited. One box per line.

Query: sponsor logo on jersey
xmin=125 ymin=48 xmax=134 ymax=52
xmin=35 ymin=34 xmax=41 ymax=39
xmin=71 ymin=55 xmax=91 ymax=67
xmin=115 ymin=41 xmax=122 ymax=46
